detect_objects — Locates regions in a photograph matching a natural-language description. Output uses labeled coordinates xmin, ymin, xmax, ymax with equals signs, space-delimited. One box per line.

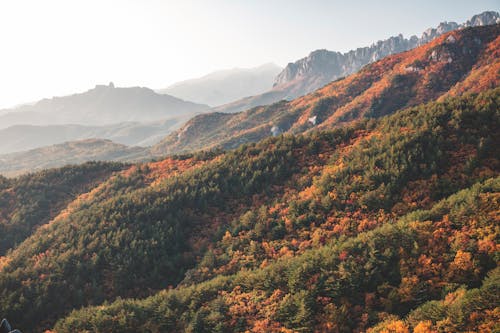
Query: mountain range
xmin=0 ymin=84 xmax=208 ymax=155
xmin=0 ymin=20 xmax=498 ymax=177
xmin=0 ymin=118 xmax=189 ymax=155
xmin=0 ymin=139 xmax=147 ymax=177
xmin=0 ymin=64 xmax=282 ymax=157
xmin=0 ymin=12 xmax=497 ymax=168
xmin=157 ymin=63 xmax=282 ymax=107
xmin=215 ymin=10 xmax=500 ymax=113
xmin=152 ymin=24 xmax=500 ymax=155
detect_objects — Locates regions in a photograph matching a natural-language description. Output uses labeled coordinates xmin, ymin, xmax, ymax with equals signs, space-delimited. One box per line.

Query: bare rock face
xmin=463 ymin=11 xmax=500 ymax=27
xmin=272 ymin=34 xmax=415 ymax=99
xmin=419 ymin=21 xmax=460 ymax=45
xmin=272 ymin=11 xmax=500 ymax=100
xmin=274 ymin=50 xmax=343 ymax=86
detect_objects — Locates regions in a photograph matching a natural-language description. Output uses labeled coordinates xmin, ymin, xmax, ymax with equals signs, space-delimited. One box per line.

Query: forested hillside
xmin=56 ymin=89 xmax=500 ymax=333
xmin=0 ymin=87 xmax=497 ymax=332
xmin=0 ymin=162 xmax=126 ymax=255
xmin=57 ymin=178 xmax=500 ymax=333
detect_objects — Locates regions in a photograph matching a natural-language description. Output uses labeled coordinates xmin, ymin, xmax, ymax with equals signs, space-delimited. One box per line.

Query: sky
xmin=0 ymin=0 xmax=498 ymax=109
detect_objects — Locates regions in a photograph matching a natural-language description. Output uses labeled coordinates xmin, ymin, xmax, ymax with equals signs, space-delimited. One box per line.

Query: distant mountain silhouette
xmin=0 ymin=83 xmax=209 ymax=129
xmin=157 ymin=63 xmax=282 ymax=107
xmin=0 ymin=117 xmax=191 ymax=155
xmin=0 ymin=139 xmax=148 ymax=177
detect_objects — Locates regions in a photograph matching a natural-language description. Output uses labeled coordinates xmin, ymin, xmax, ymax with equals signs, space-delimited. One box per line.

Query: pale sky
xmin=0 ymin=0 xmax=498 ymax=109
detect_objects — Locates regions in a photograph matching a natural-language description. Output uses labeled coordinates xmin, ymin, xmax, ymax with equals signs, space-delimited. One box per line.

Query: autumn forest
xmin=0 ymin=14 xmax=499 ymax=333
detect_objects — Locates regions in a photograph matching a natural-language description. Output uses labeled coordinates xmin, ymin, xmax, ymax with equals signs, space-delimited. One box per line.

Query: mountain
xmin=0 ymin=117 xmax=191 ymax=155
xmin=152 ymin=24 xmax=500 ymax=155
xmin=0 ymin=139 xmax=148 ymax=177
xmin=0 ymin=83 xmax=209 ymax=129
xmin=0 ymin=87 xmax=498 ymax=332
xmin=272 ymin=11 xmax=500 ymax=99
xmin=157 ymin=63 xmax=282 ymax=107
xmin=215 ymin=11 xmax=499 ymax=113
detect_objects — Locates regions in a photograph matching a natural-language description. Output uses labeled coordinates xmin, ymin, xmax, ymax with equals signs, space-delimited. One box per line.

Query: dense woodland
xmin=0 ymin=162 xmax=126 ymax=255
xmin=0 ymin=25 xmax=498 ymax=333
xmin=0 ymin=87 xmax=497 ymax=332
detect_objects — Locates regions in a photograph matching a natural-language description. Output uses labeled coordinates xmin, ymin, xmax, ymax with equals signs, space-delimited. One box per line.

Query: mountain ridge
xmin=0 ymin=83 xmax=209 ymax=129
xmin=215 ymin=11 xmax=499 ymax=114
xmin=0 ymin=139 xmax=147 ymax=177
xmin=152 ymin=24 xmax=500 ymax=156
xmin=0 ymin=117 xmax=191 ymax=155
xmin=274 ymin=10 xmax=500 ymax=96
xmin=1 ymin=23 xmax=497 ymax=177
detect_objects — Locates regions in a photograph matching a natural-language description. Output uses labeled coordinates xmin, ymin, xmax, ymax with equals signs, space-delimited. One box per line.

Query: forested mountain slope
xmin=0 ymin=162 xmax=126 ymax=255
xmin=152 ymin=25 xmax=500 ymax=156
xmin=58 ymin=178 xmax=500 ymax=333
xmin=0 ymin=87 xmax=497 ymax=332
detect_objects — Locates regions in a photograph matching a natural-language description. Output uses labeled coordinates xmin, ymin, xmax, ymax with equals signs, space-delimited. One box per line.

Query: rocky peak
xmin=272 ymin=11 xmax=500 ymax=98
xmin=463 ymin=11 xmax=500 ymax=27
xmin=420 ymin=21 xmax=459 ymax=44
xmin=274 ymin=49 xmax=342 ymax=87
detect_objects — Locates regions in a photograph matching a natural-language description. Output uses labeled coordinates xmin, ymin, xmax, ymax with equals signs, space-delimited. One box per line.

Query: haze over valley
xmin=1 ymin=10 xmax=498 ymax=175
